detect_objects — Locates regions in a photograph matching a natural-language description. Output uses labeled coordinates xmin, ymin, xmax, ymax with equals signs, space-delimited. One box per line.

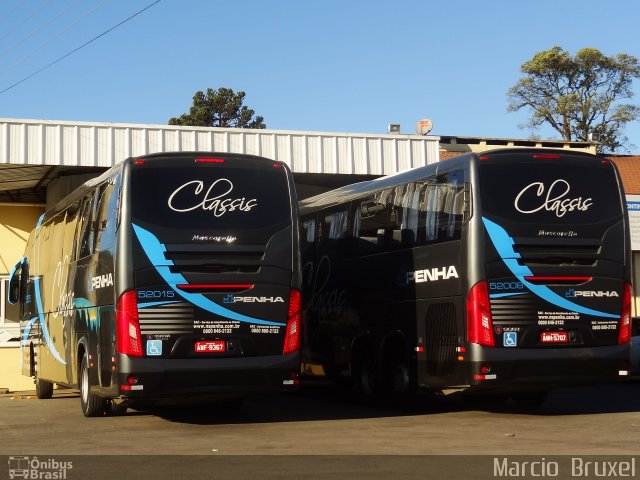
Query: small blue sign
xmin=503 ymin=331 xmax=518 ymax=347
xmin=146 ymin=340 xmax=162 ymax=356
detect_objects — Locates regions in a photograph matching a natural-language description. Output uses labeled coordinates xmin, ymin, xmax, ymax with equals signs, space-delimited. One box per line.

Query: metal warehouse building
xmin=0 ymin=118 xmax=441 ymax=354
xmin=0 ymin=117 xmax=630 ymax=391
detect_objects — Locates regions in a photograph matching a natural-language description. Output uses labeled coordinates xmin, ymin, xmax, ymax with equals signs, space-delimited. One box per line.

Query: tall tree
xmin=169 ymin=87 xmax=266 ymax=129
xmin=507 ymin=46 xmax=640 ymax=152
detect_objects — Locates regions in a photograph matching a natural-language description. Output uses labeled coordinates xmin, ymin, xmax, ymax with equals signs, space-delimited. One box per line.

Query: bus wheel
xmin=35 ymin=377 xmax=54 ymax=399
xmin=354 ymin=350 xmax=378 ymax=402
xmin=511 ymin=391 xmax=548 ymax=408
xmin=80 ymin=354 xmax=107 ymax=417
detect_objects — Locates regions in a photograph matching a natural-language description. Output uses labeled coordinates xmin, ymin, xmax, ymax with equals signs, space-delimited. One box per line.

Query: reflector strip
xmin=523 ymin=276 xmax=592 ymax=284
xmin=177 ymin=283 xmax=253 ymax=291
xmin=473 ymin=374 xmax=497 ymax=381
xmin=121 ymin=384 xmax=144 ymax=391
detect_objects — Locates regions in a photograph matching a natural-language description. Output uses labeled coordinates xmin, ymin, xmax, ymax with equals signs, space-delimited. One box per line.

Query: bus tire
xmin=80 ymin=354 xmax=107 ymax=417
xmin=354 ymin=349 xmax=378 ymax=402
xmin=35 ymin=377 xmax=54 ymax=399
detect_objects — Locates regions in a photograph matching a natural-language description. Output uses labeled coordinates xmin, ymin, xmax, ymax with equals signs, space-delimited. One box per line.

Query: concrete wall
xmin=0 ymin=204 xmax=44 ymax=276
xmin=0 ymin=346 xmax=34 ymax=392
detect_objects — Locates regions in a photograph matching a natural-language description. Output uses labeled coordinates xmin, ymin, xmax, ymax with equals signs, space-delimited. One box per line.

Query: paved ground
xmin=1 ymin=381 xmax=639 ymax=479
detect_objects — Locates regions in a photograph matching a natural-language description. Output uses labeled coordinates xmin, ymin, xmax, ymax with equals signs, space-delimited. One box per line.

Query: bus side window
xmin=399 ymin=183 xmax=420 ymax=248
xmin=94 ymin=181 xmax=117 ymax=253
xmin=354 ymin=196 xmax=385 ymax=256
xmin=63 ymin=203 xmax=80 ymax=261
xmin=421 ymin=170 xmax=465 ymax=244
xmin=301 ymin=217 xmax=317 ymax=259
xmin=302 ymin=218 xmax=316 ymax=244
xmin=36 ymin=223 xmax=53 ymax=277
xmin=48 ymin=213 xmax=66 ymax=272
xmin=76 ymin=193 xmax=97 ymax=259
xmin=320 ymin=210 xmax=349 ymax=245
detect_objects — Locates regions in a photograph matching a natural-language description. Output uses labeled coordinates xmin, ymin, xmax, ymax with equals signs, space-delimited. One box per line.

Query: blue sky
xmin=0 ymin=0 xmax=638 ymax=152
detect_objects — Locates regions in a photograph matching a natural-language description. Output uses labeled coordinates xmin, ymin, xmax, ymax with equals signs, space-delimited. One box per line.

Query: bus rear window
xmin=478 ymin=160 xmax=622 ymax=226
xmin=131 ymin=161 xmax=291 ymax=243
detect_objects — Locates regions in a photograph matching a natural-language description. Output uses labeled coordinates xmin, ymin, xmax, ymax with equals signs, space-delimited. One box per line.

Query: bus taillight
xmin=116 ymin=290 xmax=143 ymax=357
xmin=467 ymin=282 xmax=495 ymax=347
xmin=283 ymin=289 xmax=301 ymax=354
xmin=618 ymin=283 xmax=632 ymax=344
xmin=195 ymin=158 xmax=225 ymax=164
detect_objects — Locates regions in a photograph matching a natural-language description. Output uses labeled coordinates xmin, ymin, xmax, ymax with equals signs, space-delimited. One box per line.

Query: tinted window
xmin=76 ymin=194 xmax=96 ymax=259
xmin=353 ymin=171 xmax=465 ymax=256
xmin=131 ymin=161 xmax=291 ymax=244
xmin=479 ymin=160 xmax=622 ymax=225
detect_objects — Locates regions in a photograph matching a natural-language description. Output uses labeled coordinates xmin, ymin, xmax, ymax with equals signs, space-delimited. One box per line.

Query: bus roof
xmin=298 ymin=148 xmax=604 ymax=215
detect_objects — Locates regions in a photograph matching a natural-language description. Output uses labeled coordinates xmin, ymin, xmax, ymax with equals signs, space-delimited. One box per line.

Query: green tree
xmin=507 ymin=46 xmax=640 ymax=152
xmin=169 ymin=87 xmax=266 ymax=129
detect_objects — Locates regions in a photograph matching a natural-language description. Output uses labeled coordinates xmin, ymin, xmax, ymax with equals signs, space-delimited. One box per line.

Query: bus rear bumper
xmin=114 ymin=353 xmax=300 ymax=399
xmin=465 ymin=343 xmax=630 ymax=393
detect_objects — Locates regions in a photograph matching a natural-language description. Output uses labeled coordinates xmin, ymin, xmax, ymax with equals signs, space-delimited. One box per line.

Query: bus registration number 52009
xmin=195 ymin=340 xmax=226 ymax=353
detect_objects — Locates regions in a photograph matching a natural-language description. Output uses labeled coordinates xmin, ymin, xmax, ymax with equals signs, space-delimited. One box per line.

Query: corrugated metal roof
xmin=0 ymin=118 xmax=440 ymax=176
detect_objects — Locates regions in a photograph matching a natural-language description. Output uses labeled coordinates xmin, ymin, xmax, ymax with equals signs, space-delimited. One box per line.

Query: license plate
xmin=194 ymin=340 xmax=226 ymax=353
xmin=540 ymin=331 xmax=569 ymax=343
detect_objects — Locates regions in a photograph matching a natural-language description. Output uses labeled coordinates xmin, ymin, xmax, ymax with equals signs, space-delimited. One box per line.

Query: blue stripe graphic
xmin=138 ymin=300 xmax=182 ymax=309
xmin=32 ymin=278 xmax=67 ymax=364
xmin=482 ymin=217 xmax=617 ymax=319
xmin=132 ymin=224 xmax=285 ymax=326
xmin=489 ymin=292 xmax=528 ymax=299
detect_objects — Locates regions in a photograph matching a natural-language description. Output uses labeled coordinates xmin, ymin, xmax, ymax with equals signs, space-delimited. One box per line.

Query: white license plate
xmin=194 ymin=340 xmax=226 ymax=353
xmin=540 ymin=331 xmax=569 ymax=343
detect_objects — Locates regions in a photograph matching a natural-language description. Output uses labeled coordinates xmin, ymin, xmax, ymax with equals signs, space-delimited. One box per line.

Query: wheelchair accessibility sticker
xmin=503 ymin=331 xmax=518 ymax=347
xmin=146 ymin=340 xmax=162 ymax=356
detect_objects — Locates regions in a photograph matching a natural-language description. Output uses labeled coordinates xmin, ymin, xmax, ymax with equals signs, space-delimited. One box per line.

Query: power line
xmin=0 ymin=0 xmax=84 ymax=63
xmin=0 ymin=0 xmax=112 ymax=75
xmin=0 ymin=0 xmax=55 ymax=44
xmin=0 ymin=0 xmax=162 ymax=96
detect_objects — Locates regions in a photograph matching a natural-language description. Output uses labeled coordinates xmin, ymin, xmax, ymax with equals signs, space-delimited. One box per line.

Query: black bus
xmin=299 ymin=148 xmax=631 ymax=406
xmin=9 ymin=152 xmax=302 ymax=416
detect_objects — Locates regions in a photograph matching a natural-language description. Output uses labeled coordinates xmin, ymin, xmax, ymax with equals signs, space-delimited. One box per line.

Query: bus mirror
xmin=8 ymin=262 xmax=22 ymax=305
